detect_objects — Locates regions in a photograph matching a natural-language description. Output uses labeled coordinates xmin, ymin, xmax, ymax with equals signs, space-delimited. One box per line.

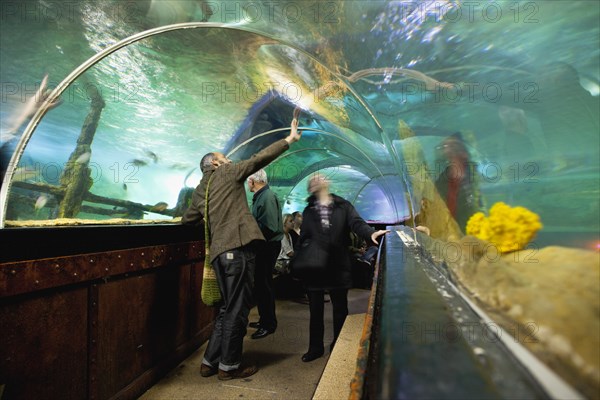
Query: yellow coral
xmin=466 ymin=202 xmax=543 ymax=253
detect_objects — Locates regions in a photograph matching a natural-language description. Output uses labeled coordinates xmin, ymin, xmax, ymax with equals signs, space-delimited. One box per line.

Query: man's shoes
xmin=200 ymin=364 xmax=218 ymax=377
xmin=248 ymin=321 xmax=261 ymax=329
xmin=301 ymin=349 xmax=324 ymax=362
xmin=251 ymin=327 xmax=275 ymax=339
xmin=218 ymin=364 xmax=258 ymax=381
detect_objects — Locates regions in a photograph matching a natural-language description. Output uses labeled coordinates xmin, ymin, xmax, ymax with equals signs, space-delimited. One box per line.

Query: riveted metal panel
xmin=0 ymin=288 xmax=88 ymax=400
xmin=0 ymin=242 xmax=203 ymax=298
xmin=88 ymin=284 xmax=100 ymax=400
xmin=0 ymin=236 xmax=213 ymax=400
xmin=95 ymin=265 xmax=191 ymax=400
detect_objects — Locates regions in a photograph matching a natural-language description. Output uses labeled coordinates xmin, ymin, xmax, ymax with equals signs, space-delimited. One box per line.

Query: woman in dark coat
xmin=296 ymin=174 xmax=388 ymax=362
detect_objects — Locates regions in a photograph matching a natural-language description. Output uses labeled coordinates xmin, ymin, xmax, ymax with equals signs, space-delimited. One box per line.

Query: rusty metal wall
xmin=0 ymin=287 xmax=89 ymax=400
xmin=0 ymin=240 xmax=215 ymax=400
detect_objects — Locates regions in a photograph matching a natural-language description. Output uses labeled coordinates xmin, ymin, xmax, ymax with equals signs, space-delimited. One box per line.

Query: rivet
xmin=73 ymin=272 xmax=77 ymax=276
xmin=118 ymin=255 xmax=121 ymax=259
xmin=151 ymin=259 xmax=155 ymax=263
xmin=105 ymin=268 xmax=109 ymax=272
xmin=34 ymin=280 xmax=40 ymax=284
xmin=141 ymin=252 xmax=145 ymax=256
xmin=89 ymin=259 xmax=94 ymax=263
xmin=130 ymin=263 xmax=134 ymax=267
xmin=10 ymin=270 xmax=16 ymax=275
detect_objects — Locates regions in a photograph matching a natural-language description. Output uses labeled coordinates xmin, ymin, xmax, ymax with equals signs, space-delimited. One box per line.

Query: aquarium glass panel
xmin=0 ymin=0 xmax=597 ymax=254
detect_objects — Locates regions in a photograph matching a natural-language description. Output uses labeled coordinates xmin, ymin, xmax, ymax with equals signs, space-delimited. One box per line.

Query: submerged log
xmin=57 ymin=90 xmax=105 ymax=218
xmin=11 ymin=181 xmax=175 ymax=217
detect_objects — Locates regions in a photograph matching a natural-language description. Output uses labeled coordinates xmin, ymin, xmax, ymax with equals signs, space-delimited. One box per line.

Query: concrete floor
xmin=139 ymin=289 xmax=371 ymax=400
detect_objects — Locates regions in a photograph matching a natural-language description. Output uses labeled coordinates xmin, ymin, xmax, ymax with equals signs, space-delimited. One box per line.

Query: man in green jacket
xmin=182 ymin=117 xmax=302 ymax=380
xmin=247 ymin=168 xmax=283 ymax=339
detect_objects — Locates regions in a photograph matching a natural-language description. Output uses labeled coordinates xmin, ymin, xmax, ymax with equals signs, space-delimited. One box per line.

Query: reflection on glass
xmin=3 ymin=26 xmax=384 ymax=225
xmin=1 ymin=1 xmax=597 ymax=246
xmin=1 ymin=0 xmax=599 ymax=397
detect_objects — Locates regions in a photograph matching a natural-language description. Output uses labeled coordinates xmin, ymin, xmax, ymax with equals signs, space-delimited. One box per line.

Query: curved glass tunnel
xmin=0 ymin=1 xmax=598 ymax=245
xmin=0 ymin=0 xmax=598 ymax=399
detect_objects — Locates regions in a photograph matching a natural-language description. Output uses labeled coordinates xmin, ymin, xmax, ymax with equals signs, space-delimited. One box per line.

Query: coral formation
xmin=466 ymin=202 xmax=542 ymax=253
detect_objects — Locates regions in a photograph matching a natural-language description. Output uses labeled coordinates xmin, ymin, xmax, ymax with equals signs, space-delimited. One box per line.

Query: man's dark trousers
xmin=202 ymin=245 xmax=255 ymax=370
xmin=254 ymin=240 xmax=281 ymax=331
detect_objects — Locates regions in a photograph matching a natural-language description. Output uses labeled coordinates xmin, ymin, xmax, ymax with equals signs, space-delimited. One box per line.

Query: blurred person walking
xmin=295 ymin=174 xmax=388 ymax=362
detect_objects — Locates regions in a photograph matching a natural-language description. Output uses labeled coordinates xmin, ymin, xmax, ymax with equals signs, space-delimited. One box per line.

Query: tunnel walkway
xmin=139 ymin=289 xmax=371 ymax=400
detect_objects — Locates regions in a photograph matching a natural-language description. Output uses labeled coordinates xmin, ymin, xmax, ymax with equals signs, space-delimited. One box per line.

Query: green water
xmin=0 ymin=0 xmax=598 ymax=250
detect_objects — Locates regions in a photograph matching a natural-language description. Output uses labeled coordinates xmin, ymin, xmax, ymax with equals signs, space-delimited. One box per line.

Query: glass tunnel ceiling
xmin=4 ymin=25 xmax=400 ymax=222
xmin=0 ymin=1 xmax=599 ymax=246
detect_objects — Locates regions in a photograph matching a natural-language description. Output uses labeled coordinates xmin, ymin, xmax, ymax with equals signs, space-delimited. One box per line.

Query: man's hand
xmin=7 ymin=74 xmax=62 ymax=134
xmin=370 ymin=230 xmax=389 ymax=245
xmin=285 ymin=116 xmax=302 ymax=144
xmin=415 ymin=225 xmax=430 ymax=236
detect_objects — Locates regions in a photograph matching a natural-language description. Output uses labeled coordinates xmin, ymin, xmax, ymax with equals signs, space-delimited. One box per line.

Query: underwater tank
xmin=0 ymin=0 xmax=598 ymax=399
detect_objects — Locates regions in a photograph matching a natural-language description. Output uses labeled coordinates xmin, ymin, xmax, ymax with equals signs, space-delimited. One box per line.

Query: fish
xmin=122 ymin=183 xmax=127 ymax=191
xmin=12 ymin=166 xmax=38 ymax=182
xmin=170 ymin=163 xmax=190 ymax=170
xmin=75 ymin=152 xmax=91 ymax=164
xmin=110 ymin=207 xmax=129 ymax=217
xmin=130 ymin=159 xmax=148 ymax=167
xmin=149 ymin=202 xmax=168 ymax=212
xmin=144 ymin=150 xmax=158 ymax=163
xmin=498 ymin=106 xmax=528 ymax=135
xmin=580 ymin=75 xmax=600 ymax=96
xmin=34 ymin=194 xmax=48 ymax=212
xmin=110 ymin=213 xmax=130 ymax=219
